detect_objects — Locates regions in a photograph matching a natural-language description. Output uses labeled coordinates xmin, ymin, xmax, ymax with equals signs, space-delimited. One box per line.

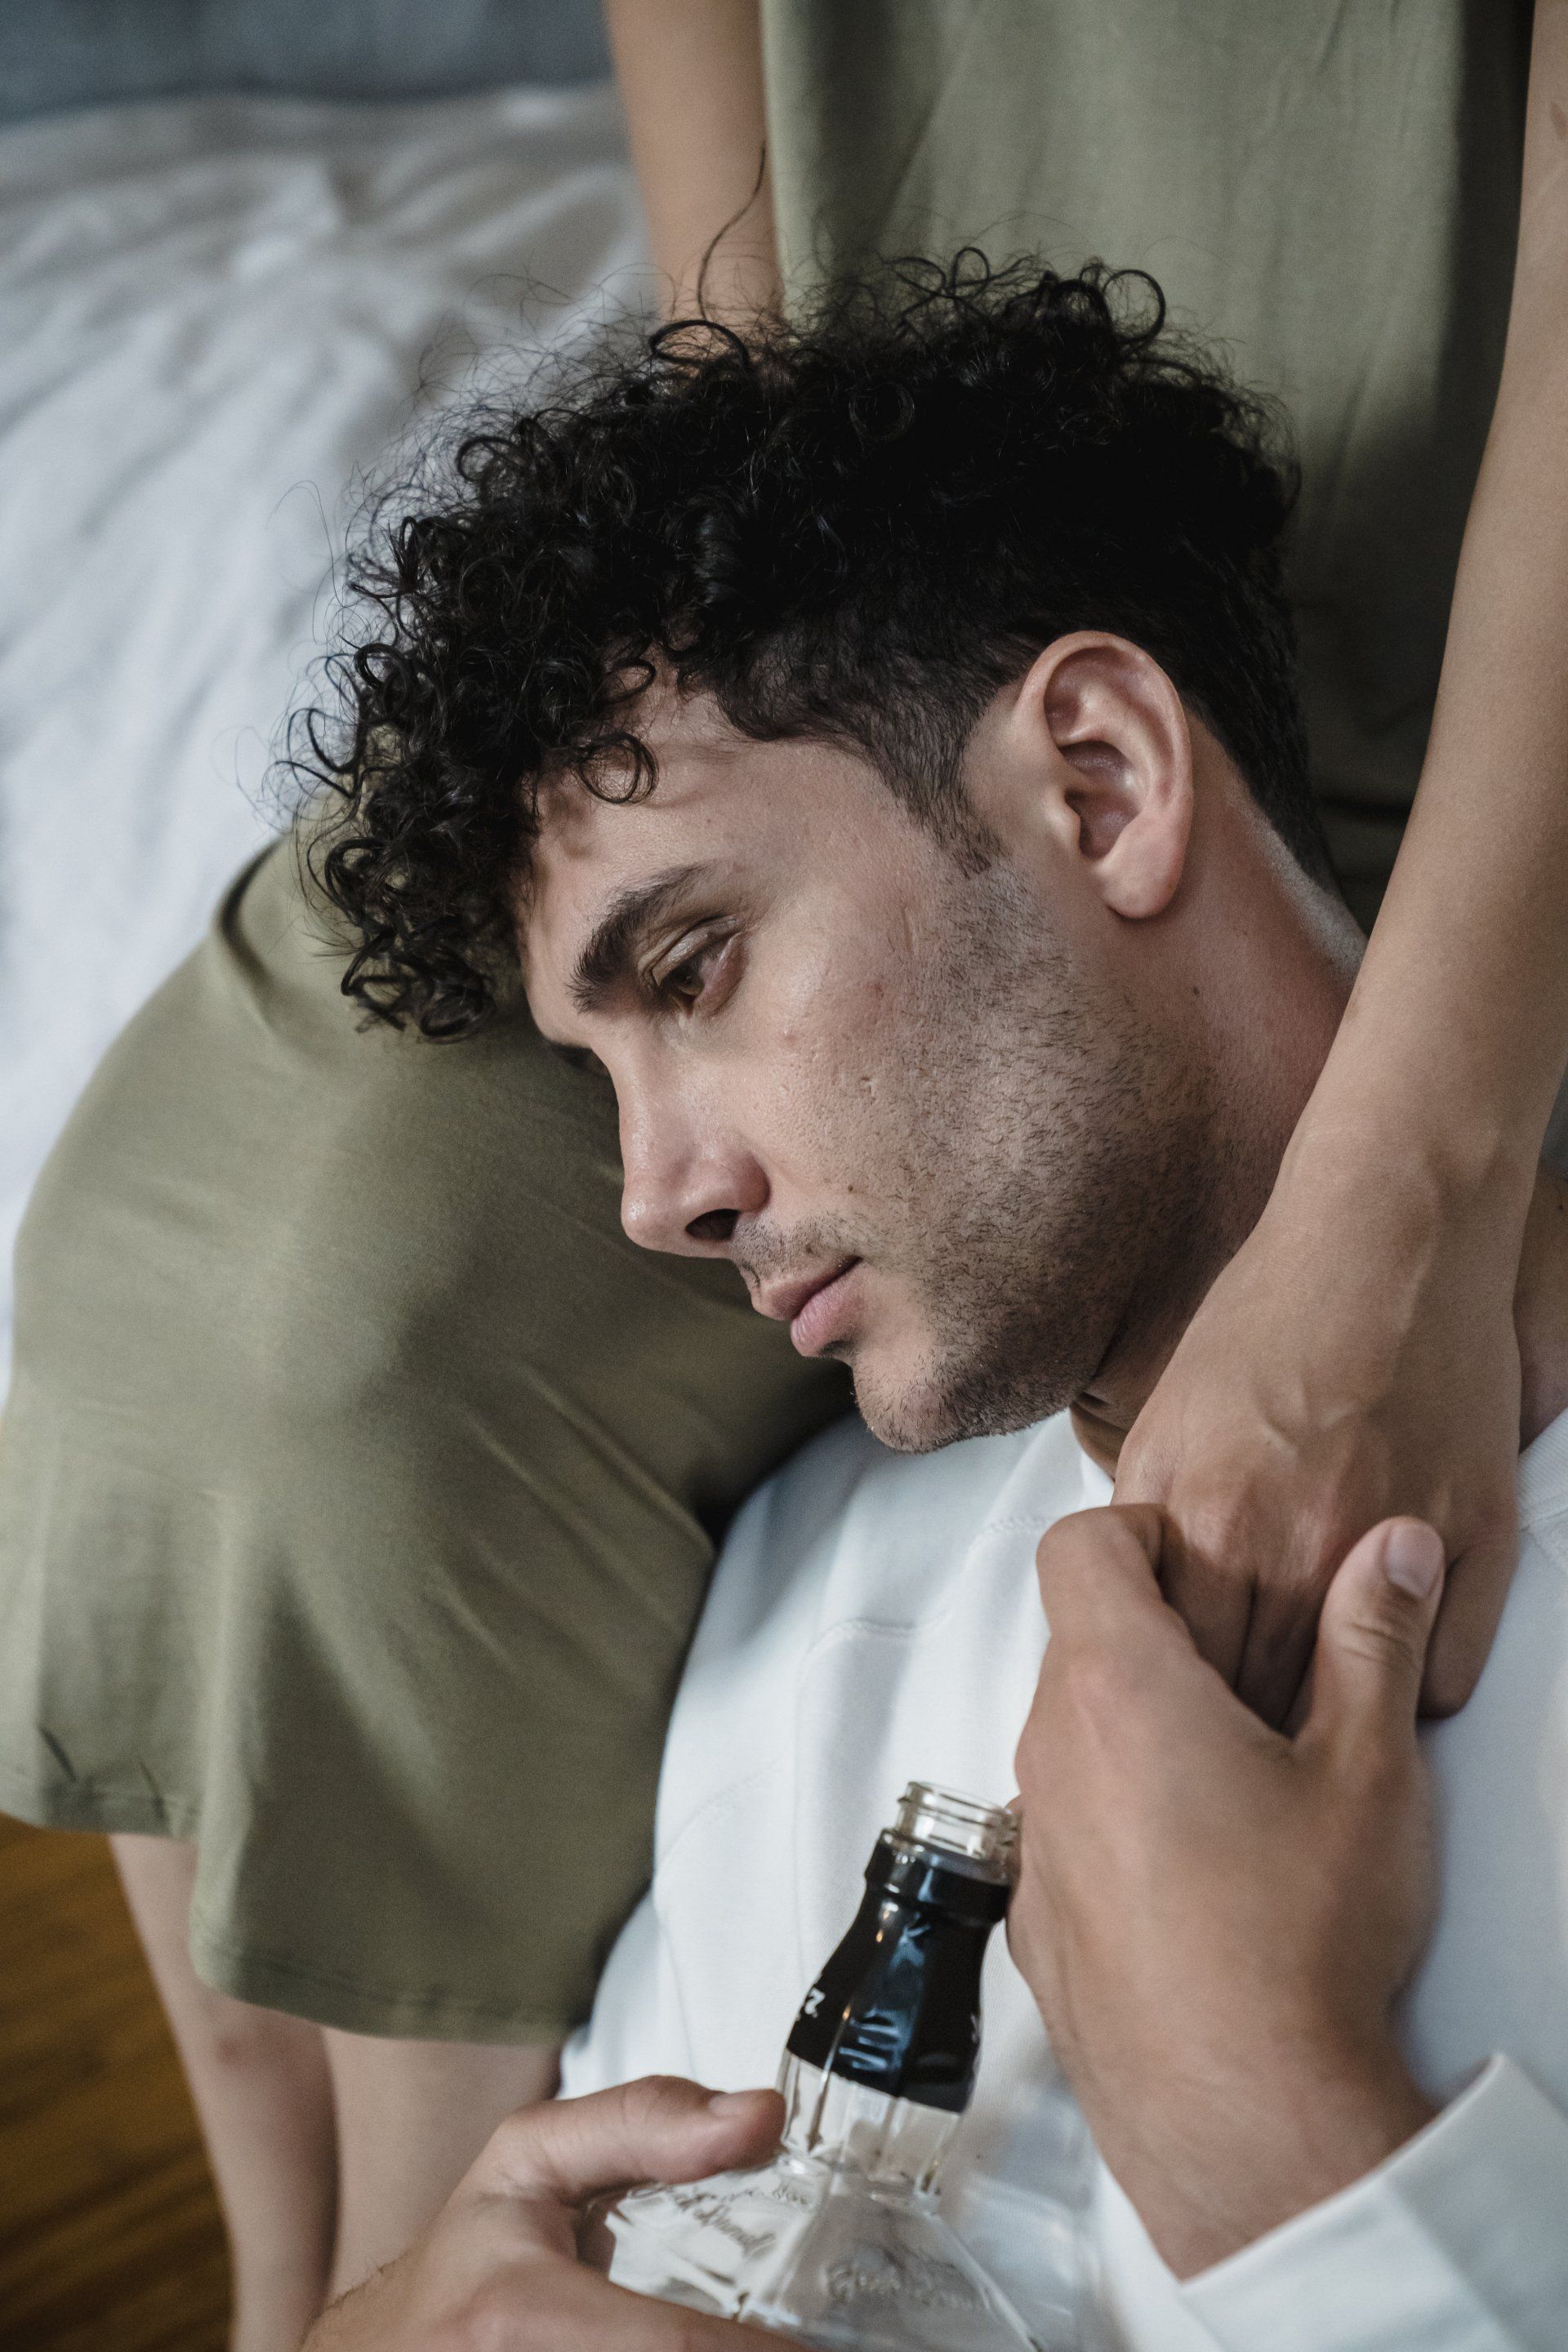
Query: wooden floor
xmin=0 ymin=1816 xmax=229 ymax=2352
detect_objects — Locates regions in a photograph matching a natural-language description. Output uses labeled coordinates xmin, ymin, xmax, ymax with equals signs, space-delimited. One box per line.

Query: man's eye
xmin=662 ymin=943 xmax=717 ymax=1003
xmin=653 ymin=932 xmax=737 ymax=1011
xmin=664 ymin=956 xmax=706 ymax=1004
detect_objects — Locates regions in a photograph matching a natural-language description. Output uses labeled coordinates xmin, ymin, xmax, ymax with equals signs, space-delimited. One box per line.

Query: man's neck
xmin=1071 ymin=814 xmax=1361 ymax=1472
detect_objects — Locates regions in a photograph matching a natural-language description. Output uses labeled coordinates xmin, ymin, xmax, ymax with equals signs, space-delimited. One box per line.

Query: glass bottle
xmin=602 ymin=1782 xmax=1058 ymax=2349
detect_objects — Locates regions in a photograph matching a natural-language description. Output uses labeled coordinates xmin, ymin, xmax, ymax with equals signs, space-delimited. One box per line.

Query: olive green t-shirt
xmin=763 ymin=0 xmax=1530 ymax=925
xmin=0 ymin=842 xmax=849 ymax=2036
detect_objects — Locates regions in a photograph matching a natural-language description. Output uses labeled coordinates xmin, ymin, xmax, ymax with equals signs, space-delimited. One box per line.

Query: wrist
xmin=1267 ymin=1091 xmax=1536 ymax=1272
xmin=1120 ymin=2036 xmax=1435 ymax=2282
xmin=1287 ymin=1085 xmax=1532 ymax=1211
xmin=1282 ymin=1022 xmax=1539 ymax=1225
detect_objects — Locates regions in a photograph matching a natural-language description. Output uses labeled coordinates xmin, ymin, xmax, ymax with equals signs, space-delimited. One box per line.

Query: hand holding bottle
xmin=1009 ymin=1505 xmax=1444 ymax=2279
xmin=601 ymin=1783 xmax=1053 ymax=2349
xmin=302 ymin=2075 xmax=788 ymax=2351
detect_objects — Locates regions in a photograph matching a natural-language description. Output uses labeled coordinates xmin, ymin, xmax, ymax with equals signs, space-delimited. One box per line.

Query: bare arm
xmin=1341 ymin=2 xmax=1568 ymax=1173
xmin=1120 ymin=2 xmax=1568 ymax=1719
xmin=604 ymin=0 xmax=780 ymax=322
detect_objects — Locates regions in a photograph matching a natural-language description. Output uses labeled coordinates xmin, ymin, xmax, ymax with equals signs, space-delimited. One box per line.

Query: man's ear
xmin=1005 ymin=634 xmax=1195 ymax=920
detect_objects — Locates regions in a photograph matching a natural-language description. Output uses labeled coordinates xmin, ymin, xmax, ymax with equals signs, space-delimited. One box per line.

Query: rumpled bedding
xmin=0 ymin=82 xmax=644 ymax=1366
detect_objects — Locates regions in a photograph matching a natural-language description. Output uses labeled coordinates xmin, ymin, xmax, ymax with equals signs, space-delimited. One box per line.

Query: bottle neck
xmin=777 ymin=2053 xmax=959 ymax=2195
xmin=784 ymin=1838 xmax=1009 ymax=2114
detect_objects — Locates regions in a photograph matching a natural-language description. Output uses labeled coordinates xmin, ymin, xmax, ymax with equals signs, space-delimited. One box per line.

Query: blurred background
xmin=1 ymin=0 xmax=639 ymax=1379
xmin=0 ymin=7 xmax=631 ymax=2342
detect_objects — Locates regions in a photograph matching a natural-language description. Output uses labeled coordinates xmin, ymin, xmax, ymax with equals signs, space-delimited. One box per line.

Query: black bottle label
xmin=785 ymin=1835 xmax=1010 ymax=2112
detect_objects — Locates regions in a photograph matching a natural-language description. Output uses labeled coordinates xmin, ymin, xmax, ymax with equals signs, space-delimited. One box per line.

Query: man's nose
xmin=619 ymin=1107 xmax=767 ymax=1258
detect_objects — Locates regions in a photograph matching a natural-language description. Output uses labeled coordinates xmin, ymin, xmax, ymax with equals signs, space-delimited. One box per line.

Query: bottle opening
xmin=893 ymin=1780 xmax=1018 ymax=1874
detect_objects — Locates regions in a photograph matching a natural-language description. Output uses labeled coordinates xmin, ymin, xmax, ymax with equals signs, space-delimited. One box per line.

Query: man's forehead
xmin=528 ymin=680 xmax=896 ymax=912
xmin=523 ymin=691 xmax=797 ymax=1017
xmin=529 ymin=693 xmax=760 ymax=905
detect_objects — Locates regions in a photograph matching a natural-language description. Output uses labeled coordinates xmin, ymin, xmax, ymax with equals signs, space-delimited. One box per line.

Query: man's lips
xmin=755 ymin=1258 xmax=862 ymax=1356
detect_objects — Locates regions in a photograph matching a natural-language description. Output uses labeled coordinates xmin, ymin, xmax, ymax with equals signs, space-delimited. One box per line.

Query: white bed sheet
xmin=0 ymin=82 xmax=646 ymax=1368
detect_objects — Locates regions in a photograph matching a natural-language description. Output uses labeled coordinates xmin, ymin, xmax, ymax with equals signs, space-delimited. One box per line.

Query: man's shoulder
xmin=653 ymin=1409 xmax=1087 ymax=1880
xmin=1517 ymin=1404 xmax=1568 ymax=1575
xmin=1405 ymin=1401 xmax=1568 ymax=2114
xmin=697 ymin=1405 xmax=1086 ymax=1654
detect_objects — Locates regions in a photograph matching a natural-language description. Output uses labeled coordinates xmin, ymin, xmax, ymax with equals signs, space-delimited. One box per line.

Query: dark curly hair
xmin=296 ymin=254 xmax=1325 ymax=1037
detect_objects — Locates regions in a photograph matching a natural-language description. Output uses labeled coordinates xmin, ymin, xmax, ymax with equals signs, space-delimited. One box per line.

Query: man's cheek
xmin=750 ymin=1043 xmax=871 ymax=1179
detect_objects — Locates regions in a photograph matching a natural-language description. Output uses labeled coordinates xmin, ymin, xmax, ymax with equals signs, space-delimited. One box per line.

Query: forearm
xmin=1294 ymin=4 xmax=1568 ymax=1212
xmin=604 ymin=0 xmax=781 ymax=323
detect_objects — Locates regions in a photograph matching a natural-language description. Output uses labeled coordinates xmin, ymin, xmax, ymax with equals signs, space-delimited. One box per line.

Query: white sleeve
xmin=1179 ymin=2058 xmax=1568 ymax=2352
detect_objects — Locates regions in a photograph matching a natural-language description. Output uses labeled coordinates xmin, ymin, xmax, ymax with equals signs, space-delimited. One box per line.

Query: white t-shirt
xmin=563 ymin=1407 xmax=1568 ymax=2350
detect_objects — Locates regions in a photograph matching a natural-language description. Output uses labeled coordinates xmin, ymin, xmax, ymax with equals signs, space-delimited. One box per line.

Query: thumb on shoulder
xmin=1304 ymin=1519 xmax=1447 ymax=1761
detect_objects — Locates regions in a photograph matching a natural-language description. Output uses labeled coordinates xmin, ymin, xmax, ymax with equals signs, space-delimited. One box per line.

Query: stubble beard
xmin=851 ymin=866 xmax=1217 ymax=1455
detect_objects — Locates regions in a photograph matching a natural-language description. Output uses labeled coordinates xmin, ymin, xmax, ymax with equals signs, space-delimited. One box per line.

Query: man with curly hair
xmin=3 ymin=5 xmax=1560 ymax=2343
xmin=298 ymin=262 xmax=1568 ymax=2350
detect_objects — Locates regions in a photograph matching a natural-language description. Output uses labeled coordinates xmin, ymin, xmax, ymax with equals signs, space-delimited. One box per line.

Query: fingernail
xmin=1383 ymin=1521 xmax=1445 ymax=1601
xmin=707 ymin=2090 xmax=760 ymax=2117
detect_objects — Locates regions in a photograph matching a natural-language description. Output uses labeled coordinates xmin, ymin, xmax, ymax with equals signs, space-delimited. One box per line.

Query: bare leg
xmin=323 ymin=2026 xmax=560 ymax=2295
xmin=113 ymin=1833 xmax=560 ymax=2314
xmin=110 ymin=1835 xmax=337 ymax=2352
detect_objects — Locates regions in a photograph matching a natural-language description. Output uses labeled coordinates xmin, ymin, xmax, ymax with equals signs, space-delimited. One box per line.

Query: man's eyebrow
xmin=569 ymin=863 xmax=712 ymax=1014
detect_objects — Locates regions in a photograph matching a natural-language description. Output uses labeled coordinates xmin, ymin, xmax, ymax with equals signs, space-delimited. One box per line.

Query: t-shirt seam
xmin=0 ymin=1750 xmax=203 ymax=1834
xmin=653 ymin=1751 xmax=793 ymax=1883
xmin=188 ymin=1904 xmax=584 ymax=2028
xmin=1521 ymin=1508 xmax=1568 ymax=1581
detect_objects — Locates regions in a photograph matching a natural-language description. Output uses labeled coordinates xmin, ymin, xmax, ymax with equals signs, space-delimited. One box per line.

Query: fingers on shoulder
xmin=1420 ymin=1516 xmax=1519 ymax=1718
xmin=1015 ymin=1601 xmax=1163 ymax=1798
xmin=1034 ymin=1503 xmax=1165 ymax=1617
xmin=1152 ymin=1473 xmax=1289 ymax=1595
